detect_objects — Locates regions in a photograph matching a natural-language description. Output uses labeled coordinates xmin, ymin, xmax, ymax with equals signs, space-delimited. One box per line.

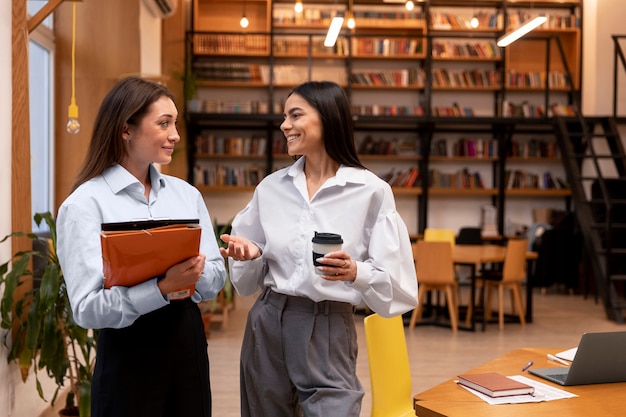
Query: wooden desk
xmin=453 ymin=245 xmax=538 ymax=331
xmin=414 ymin=348 xmax=625 ymax=417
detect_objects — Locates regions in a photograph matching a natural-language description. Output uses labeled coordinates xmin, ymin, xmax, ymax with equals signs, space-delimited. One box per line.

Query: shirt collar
xmin=102 ymin=163 xmax=166 ymax=194
xmin=284 ymin=157 xmax=367 ymax=185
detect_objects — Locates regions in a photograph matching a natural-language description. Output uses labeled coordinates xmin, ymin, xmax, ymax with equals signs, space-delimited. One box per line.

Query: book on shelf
xmin=457 ymin=373 xmax=535 ymax=397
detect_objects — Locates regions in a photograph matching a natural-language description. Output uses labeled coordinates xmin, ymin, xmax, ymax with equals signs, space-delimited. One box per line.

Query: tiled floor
xmin=207 ymin=287 xmax=625 ymax=417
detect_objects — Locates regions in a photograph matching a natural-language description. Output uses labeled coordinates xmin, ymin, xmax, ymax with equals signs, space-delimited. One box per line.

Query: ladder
xmin=553 ymin=116 xmax=626 ymax=323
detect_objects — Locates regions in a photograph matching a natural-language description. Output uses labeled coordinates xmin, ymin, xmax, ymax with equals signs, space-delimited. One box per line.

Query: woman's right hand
xmin=219 ymin=234 xmax=261 ymax=261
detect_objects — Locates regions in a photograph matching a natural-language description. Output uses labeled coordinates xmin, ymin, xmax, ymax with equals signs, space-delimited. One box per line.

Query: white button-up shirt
xmin=57 ymin=164 xmax=225 ymax=329
xmin=230 ymin=157 xmax=418 ymax=317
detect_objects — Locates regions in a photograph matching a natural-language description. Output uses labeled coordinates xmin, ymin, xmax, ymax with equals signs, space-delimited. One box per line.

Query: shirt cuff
xmin=128 ymin=278 xmax=169 ymax=315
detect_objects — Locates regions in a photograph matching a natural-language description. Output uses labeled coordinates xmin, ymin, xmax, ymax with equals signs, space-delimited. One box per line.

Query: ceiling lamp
xmin=497 ymin=15 xmax=547 ymax=47
xmin=324 ymin=12 xmax=344 ymax=47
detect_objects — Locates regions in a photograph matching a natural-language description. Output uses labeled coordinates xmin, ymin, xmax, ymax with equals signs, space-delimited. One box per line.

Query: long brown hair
xmin=71 ymin=77 xmax=175 ymax=191
xmin=287 ymin=81 xmax=365 ymax=169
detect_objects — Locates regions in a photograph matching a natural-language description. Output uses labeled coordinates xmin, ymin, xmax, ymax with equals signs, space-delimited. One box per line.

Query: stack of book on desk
xmin=457 ymin=373 xmax=535 ymax=397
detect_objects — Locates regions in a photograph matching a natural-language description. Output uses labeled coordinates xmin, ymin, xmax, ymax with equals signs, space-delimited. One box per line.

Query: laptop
xmin=529 ymin=331 xmax=626 ymax=386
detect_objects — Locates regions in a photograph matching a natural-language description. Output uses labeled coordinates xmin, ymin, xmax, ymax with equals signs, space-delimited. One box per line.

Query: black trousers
xmin=91 ymin=299 xmax=211 ymax=417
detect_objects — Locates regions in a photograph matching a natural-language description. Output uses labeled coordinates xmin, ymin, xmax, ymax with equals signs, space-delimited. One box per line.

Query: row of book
xmin=507 ymin=11 xmax=581 ymax=29
xmin=196 ymin=133 xmax=268 ymax=156
xmin=351 ymin=38 xmax=424 ymax=57
xmin=193 ymin=34 xmax=269 ymax=56
xmin=273 ymin=39 xmax=348 ymax=57
xmin=194 ymin=164 xmax=265 ymax=187
xmin=379 ymin=167 xmax=421 ymax=188
xmin=508 ymin=140 xmax=559 ymax=159
xmin=428 ymin=168 xmax=486 ymax=189
xmin=191 ymin=99 xmax=279 ymax=115
xmin=506 ymin=71 xmax=572 ymax=89
xmin=431 ymin=138 xmax=499 ymax=158
xmin=351 ymin=104 xmax=425 ymax=116
xmin=192 ymin=62 xmax=269 ymax=83
xmin=431 ymin=103 xmax=475 ymax=117
xmin=272 ymin=8 xmax=425 ymax=25
xmin=505 ymin=170 xmax=568 ymax=190
xmin=350 ymin=68 xmax=425 ymax=87
xmin=431 ymin=69 xmax=501 ymax=88
xmin=429 ymin=12 xmax=501 ymax=30
xmin=502 ymin=101 xmax=545 ymax=118
xmin=432 ymin=41 xmax=501 ymax=59
xmin=358 ymin=136 xmax=420 ymax=156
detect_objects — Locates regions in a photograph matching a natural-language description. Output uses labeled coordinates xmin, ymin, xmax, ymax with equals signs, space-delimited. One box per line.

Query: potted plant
xmin=0 ymin=212 xmax=96 ymax=417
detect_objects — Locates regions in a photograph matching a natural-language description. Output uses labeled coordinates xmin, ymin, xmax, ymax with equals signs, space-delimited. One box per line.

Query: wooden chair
xmin=364 ymin=313 xmax=415 ymax=417
xmin=409 ymin=240 xmax=459 ymax=333
xmin=475 ymin=239 xmax=528 ymax=330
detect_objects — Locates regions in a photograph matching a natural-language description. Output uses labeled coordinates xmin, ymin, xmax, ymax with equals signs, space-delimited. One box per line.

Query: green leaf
xmin=25 ymin=294 xmax=42 ymax=351
xmin=0 ymin=255 xmax=30 ymax=328
xmin=38 ymin=264 xmax=61 ymax=312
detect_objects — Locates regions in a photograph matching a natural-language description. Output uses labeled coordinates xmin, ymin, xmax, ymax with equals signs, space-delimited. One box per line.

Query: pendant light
xmin=405 ymin=1 xmax=414 ymax=12
xmin=66 ymin=1 xmax=80 ymax=134
xmin=240 ymin=1 xmax=249 ymax=29
xmin=346 ymin=0 xmax=355 ymax=30
xmin=295 ymin=1 xmax=303 ymax=14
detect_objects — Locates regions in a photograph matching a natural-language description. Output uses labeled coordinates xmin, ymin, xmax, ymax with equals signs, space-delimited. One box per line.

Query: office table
xmin=413 ymin=348 xmax=625 ymax=417
xmin=452 ymin=244 xmax=538 ymax=331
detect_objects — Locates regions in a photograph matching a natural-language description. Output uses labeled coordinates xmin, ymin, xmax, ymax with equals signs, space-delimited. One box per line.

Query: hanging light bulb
xmin=470 ymin=16 xmax=479 ymax=28
xmin=294 ymin=1 xmax=303 ymax=14
xmin=405 ymin=1 xmax=414 ymax=11
xmin=346 ymin=0 xmax=355 ymax=29
xmin=66 ymin=1 xmax=80 ymax=134
xmin=240 ymin=1 xmax=249 ymax=28
xmin=67 ymin=98 xmax=80 ymax=134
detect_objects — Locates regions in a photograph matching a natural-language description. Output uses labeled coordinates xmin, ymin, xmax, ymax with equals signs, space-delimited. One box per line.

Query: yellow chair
xmin=364 ymin=313 xmax=414 ymax=417
xmin=476 ymin=239 xmax=528 ymax=330
xmin=409 ymin=240 xmax=459 ymax=333
xmin=423 ymin=228 xmax=456 ymax=249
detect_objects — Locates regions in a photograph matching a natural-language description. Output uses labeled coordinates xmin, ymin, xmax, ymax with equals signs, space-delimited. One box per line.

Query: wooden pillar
xmin=12 ymin=1 xmax=32 ymax=249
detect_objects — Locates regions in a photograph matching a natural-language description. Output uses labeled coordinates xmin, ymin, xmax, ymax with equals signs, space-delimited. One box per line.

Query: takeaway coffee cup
xmin=312 ymin=232 xmax=343 ymax=275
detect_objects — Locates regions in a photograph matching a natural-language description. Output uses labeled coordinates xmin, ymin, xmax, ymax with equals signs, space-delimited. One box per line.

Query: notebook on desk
xmin=529 ymin=331 xmax=626 ymax=386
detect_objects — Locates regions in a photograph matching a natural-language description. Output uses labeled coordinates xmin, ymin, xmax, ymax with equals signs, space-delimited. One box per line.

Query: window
xmin=28 ymin=2 xmax=54 ymax=233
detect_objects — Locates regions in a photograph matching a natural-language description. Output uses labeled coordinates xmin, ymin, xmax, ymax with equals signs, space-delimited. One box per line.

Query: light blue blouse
xmin=229 ymin=157 xmax=418 ymax=317
xmin=57 ymin=164 xmax=225 ymax=329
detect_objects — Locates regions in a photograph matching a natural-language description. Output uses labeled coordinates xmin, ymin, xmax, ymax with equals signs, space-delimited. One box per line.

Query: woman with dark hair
xmin=56 ymin=77 xmax=225 ymax=417
xmin=220 ymin=80 xmax=418 ymax=416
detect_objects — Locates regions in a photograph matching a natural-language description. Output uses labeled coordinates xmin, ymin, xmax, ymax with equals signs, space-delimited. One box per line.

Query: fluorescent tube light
xmin=324 ymin=15 xmax=344 ymax=47
xmin=497 ymin=15 xmax=547 ymax=47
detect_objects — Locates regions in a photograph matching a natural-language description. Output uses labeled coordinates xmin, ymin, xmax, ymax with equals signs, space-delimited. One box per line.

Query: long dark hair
xmin=287 ymin=81 xmax=365 ymax=169
xmin=71 ymin=77 xmax=175 ymax=191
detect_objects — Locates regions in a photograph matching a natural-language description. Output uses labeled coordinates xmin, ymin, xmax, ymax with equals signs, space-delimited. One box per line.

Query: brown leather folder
xmin=100 ymin=220 xmax=201 ymax=299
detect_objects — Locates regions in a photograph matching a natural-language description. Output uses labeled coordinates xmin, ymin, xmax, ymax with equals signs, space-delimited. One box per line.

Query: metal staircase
xmin=554 ymin=116 xmax=626 ymax=323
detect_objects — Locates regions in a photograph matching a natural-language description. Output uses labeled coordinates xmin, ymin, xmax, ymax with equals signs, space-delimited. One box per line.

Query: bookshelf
xmin=185 ymin=0 xmax=580 ymax=235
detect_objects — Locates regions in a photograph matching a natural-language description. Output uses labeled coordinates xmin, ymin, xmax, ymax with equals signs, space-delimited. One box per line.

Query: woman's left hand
xmin=316 ymin=251 xmax=356 ymax=282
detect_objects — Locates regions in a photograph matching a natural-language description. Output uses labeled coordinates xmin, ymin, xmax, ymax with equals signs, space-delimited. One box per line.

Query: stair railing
xmin=612 ymin=35 xmax=626 ymax=118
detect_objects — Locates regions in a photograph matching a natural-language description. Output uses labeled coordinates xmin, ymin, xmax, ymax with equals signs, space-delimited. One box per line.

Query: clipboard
xmin=100 ymin=219 xmax=201 ymax=299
